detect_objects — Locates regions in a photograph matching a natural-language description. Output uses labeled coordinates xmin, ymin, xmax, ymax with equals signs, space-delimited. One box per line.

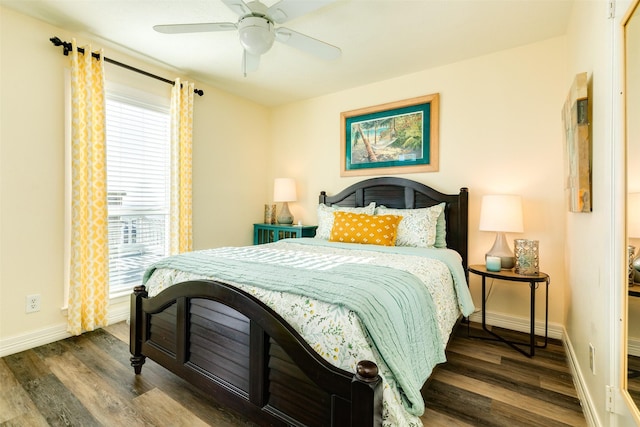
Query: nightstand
xmin=468 ymin=264 xmax=550 ymax=357
xmin=253 ymin=223 xmax=318 ymax=245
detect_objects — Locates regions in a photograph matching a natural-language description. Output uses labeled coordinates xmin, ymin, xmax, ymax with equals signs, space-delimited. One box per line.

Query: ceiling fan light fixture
xmin=238 ymin=16 xmax=275 ymax=55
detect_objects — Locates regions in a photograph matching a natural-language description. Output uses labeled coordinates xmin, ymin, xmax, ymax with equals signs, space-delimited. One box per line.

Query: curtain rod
xmin=50 ymin=37 xmax=204 ymax=96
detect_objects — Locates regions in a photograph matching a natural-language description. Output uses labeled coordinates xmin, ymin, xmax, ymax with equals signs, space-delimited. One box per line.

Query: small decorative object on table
xmin=485 ymin=256 xmax=501 ymax=272
xmin=264 ymin=204 xmax=276 ymax=224
xmin=514 ymin=239 xmax=539 ymax=275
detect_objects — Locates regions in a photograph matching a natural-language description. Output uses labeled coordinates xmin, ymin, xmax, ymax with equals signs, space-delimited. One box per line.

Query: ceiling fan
xmin=153 ymin=0 xmax=342 ymax=74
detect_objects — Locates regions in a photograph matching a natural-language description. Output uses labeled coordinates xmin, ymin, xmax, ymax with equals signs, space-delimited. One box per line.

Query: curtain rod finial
xmin=50 ymin=36 xmax=72 ymax=55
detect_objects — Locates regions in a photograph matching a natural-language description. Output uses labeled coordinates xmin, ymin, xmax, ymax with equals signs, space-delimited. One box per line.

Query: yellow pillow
xmin=329 ymin=211 xmax=402 ymax=246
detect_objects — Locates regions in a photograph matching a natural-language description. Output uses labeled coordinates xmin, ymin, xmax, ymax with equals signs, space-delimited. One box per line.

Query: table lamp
xmin=274 ymin=178 xmax=297 ymax=224
xmin=479 ymin=194 xmax=524 ymax=269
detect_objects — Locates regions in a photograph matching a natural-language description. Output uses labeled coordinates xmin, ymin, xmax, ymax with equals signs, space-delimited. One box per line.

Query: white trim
xmin=564 ymin=327 xmax=601 ymax=426
xmin=468 ymin=309 xmax=564 ymax=340
xmin=0 ymin=301 xmax=130 ymax=358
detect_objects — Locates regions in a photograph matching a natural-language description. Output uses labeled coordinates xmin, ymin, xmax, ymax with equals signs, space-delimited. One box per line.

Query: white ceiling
xmin=1 ymin=0 xmax=574 ymax=106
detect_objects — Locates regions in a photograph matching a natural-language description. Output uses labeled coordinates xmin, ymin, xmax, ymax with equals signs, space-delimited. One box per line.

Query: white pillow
xmin=316 ymin=202 xmax=376 ymax=240
xmin=375 ymin=203 xmax=444 ymax=247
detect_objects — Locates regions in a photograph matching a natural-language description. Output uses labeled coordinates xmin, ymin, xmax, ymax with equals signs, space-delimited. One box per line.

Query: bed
xmin=130 ymin=176 xmax=471 ymax=426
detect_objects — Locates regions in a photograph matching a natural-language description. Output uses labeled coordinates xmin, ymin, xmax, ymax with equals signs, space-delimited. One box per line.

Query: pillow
xmin=329 ymin=212 xmax=402 ymax=246
xmin=316 ymin=202 xmax=376 ymax=240
xmin=434 ymin=206 xmax=447 ymax=248
xmin=375 ymin=203 xmax=445 ymax=247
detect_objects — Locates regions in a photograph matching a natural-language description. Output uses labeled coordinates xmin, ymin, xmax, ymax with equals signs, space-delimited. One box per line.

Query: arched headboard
xmin=319 ymin=177 xmax=469 ymax=273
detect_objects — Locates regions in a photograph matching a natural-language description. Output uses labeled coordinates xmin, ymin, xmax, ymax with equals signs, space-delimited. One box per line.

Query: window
xmin=105 ymin=93 xmax=170 ymax=297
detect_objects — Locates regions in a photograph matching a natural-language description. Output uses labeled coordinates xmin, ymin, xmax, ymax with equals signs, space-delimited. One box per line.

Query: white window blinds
xmin=106 ymin=94 xmax=170 ymax=296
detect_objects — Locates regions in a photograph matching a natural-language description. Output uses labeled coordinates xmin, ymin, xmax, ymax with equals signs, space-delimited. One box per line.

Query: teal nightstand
xmin=253 ymin=224 xmax=317 ymax=245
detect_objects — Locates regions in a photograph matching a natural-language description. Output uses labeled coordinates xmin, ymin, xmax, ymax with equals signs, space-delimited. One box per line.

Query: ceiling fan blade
xmin=275 ymin=27 xmax=341 ymax=60
xmin=268 ymin=0 xmax=336 ymax=24
xmin=222 ymin=0 xmax=252 ymax=17
xmin=242 ymin=50 xmax=261 ymax=75
xmin=154 ymin=22 xmax=237 ymax=34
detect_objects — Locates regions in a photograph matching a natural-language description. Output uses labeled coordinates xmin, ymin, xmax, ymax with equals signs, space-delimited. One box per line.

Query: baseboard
xmin=0 ymin=304 xmax=130 ymax=358
xmin=562 ymin=329 xmax=600 ymax=426
xmin=468 ymin=309 xmax=564 ymax=340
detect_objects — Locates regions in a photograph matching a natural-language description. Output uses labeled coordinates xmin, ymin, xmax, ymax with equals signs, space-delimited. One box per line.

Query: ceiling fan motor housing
xmin=238 ymin=16 xmax=275 ymax=55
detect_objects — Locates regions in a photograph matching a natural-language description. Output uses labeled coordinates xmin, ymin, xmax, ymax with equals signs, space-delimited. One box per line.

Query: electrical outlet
xmin=26 ymin=294 xmax=40 ymax=313
xmin=589 ymin=343 xmax=596 ymax=375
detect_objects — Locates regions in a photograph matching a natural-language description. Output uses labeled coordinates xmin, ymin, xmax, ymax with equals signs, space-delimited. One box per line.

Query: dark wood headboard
xmin=319 ymin=177 xmax=469 ymax=272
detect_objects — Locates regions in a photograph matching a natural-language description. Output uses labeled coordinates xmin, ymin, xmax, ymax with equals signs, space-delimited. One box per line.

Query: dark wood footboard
xmin=130 ymin=280 xmax=382 ymax=427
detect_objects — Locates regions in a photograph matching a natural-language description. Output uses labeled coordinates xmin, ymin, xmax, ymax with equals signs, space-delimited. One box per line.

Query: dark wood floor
xmin=0 ymin=321 xmax=586 ymax=426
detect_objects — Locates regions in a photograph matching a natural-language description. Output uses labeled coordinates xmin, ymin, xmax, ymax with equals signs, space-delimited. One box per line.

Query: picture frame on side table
xmin=340 ymin=93 xmax=439 ymax=177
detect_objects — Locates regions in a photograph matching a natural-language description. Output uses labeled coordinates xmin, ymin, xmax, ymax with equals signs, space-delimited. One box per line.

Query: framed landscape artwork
xmin=562 ymin=72 xmax=592 ymax=212
xmin=340 ymin=94 xmax=439 ymax=176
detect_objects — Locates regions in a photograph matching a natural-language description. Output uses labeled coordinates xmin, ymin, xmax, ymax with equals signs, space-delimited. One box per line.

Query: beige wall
xmin=269 ymin=37 xmax=568 ymax=328
xmin=0 ymin=7 xmax=270 ymax=347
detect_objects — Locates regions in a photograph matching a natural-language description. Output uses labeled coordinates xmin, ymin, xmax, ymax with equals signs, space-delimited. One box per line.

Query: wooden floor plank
xmin=105 ymin=320 xmax=130 ymax=343
xmin=59 ymin=333 xmax=156 ymax=400
xmin=434 ymin=369 xmax=586 ymax=426
xmin=441 ymin=352 xmax=582 ymax=412
xmin=132 ymin=388 xmax=212 ymax=427
xmin=0 ymin=358 xmax=49 ymax=426
xmin=43 ymin=350 xmax=156 ymax=426
xmin=490 ymin=400 xmax=578 ymax=427
xmin=3 ymin=349 xmax=100 ymax=427
xmin=422 ymin=408 xmax=477 ymax=427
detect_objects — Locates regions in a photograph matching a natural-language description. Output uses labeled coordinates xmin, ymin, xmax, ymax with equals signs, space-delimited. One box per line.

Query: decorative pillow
xmin=329 ymin=212 xmax=402 ymax=246
xmin=375 ymin=203 xmax=445 ymax=247
xmin=316 ymin=202 xmax=376 ymax=240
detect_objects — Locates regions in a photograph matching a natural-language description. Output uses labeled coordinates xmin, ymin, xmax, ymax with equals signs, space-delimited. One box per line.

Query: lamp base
xmin=486 ymin=232 xmax=515 ymax=269
xmin=277 ymin=201 xmax=294 ymax=224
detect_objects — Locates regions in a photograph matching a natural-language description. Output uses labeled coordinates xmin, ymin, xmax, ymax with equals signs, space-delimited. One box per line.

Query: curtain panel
xmin=67 ymin=39 xmax=109 ymax=335
xmin=170 ymin=78 xmax=194 ymax=255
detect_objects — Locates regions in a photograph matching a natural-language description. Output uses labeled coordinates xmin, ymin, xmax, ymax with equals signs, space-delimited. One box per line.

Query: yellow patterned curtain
xmin=67 ymin=39 xmax=109 ymax=335
xmin=170 ymin=78 xmax=194 ymax=254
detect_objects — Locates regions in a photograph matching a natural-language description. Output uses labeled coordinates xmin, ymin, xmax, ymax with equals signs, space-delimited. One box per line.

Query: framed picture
xmin=562 ymin=72 xmax=591 ymax=212
xmin=340 ymin=94 xmax=439 ymax=177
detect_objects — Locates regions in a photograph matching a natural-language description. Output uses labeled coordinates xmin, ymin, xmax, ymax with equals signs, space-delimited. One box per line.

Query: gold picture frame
xmin=340 ymin=94 xmax=439 ymax=177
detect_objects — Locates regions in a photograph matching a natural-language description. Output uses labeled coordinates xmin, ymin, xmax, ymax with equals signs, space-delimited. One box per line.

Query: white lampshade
xmin=629 ymin=193 xmax=640 ymax=238
xmin=479 ymin=195 xmax=524 ymax=233
xmin=479 ymin=194 xmax=524 ymax=270
xmin=273 ymin=178 xmax=297 ymax=202
xmin=274 ymin=178 xmax=297 ymax=225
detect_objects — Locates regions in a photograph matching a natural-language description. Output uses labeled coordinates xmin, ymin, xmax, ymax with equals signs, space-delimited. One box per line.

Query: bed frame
xmin=130 ymin=177 xmax=468 ymax=427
